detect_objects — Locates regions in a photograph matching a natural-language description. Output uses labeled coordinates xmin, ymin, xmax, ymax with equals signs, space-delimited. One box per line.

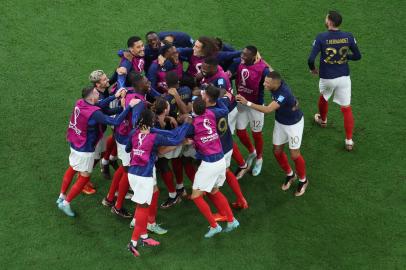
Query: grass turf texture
xmin=1 ymin=0 xmax=405 ymax=269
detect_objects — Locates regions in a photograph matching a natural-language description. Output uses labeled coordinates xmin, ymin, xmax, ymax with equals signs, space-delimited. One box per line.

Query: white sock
xmin=63 ymin=200 xmax=70 ymax=206
xmin=299 ymin=177 xmax=307 ymax=183
xmin=148 ymin=222 xmax=156 ymax=226
xmin=59 ymin=193 xmax=66 ymax=199
xmin=131 ymin=240 xmax=138 ymax=247
xmin=255 ymin=158 xmax=263 ymax=165
xmin=140 ymin=234 xmax=148 ymax=239
xmin=176 ymin=183 xmax=184 ymax=189
xmin=287 ymin=171 xmax=294 ymax=177
xmin=109 ymin=155 xmax=117 ymax=161
xmin=101 ymin=158 xmax=109 ymax=165
xmin=169 ymin=192 xmax=176 ymax=199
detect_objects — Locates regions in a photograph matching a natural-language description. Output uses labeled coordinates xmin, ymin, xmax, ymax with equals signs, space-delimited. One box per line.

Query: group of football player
xmin=56 ymin=10 xmax=361 ymax=257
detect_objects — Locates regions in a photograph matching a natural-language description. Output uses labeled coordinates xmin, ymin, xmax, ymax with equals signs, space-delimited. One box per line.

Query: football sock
xmin=273 ymin=150 xmax=293 ymax=175
xmin=193 ymin=196 xmax=217 ymax=228
xmin=115 ymin=173 xmax=129 ymax=210
xmin=210 ymin=191 xmax=234 ymax=222
xmin=171 ymin=158 xmax=184 ymax=184
xmin=102 ymin=135 xmax=114 ymax=161
xmin=60 ymin=166 xmax=77 ymax=194
xmin=207 ymin=193 xmax=227 ymax=216
xmin=292 ymin=154 xmax=306 ymax=181
xmin=341 ymin=106 xmax=354 ymax=140
xmin=184 ymin=161 xmax=196 ymax=183
xmin=148 ymin=190 xmax=160 ymax=224
xmin=107 ymin=165 xmax=124 ymax=201
xmin=176 ymin=183 xmax=184 ymax=189
xmin=225 ymin=169 xmax=245 ymax=203
xmin=252 ymin=131 xmax=264 ymax=159
xmin=236 ymin=129 xmax=255 ymax=153
xmin=131 ymin=206 xmax=149 ymax=242
xmin=318 ymin=95 xmax=328 ymax=122
xmin=232 ymin=142 xmax=246 ymax=167
xmin=66 ymin=175 xmax=90 ymax=203
xmin=101 ymin=158 xmax=109 ymax=166
xmin=161 ymin=171 xmax=176 ymax=193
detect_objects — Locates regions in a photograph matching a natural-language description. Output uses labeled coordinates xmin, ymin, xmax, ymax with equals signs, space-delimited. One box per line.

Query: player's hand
xmin=168 ymin=87 xmax=179 ymax=97
xmin=224 ymin=91 xmax=233 ymax=101
xmin=183 ymin=115 xmax=193 ymax=124
xmin=166 ymin=116 xmax=178 ymax=128
xmin=158 ymin=55 xmax=166 ymax=66
xmin=310 ymin=68 xmax=319 ymax=76
xmin=116 ymin=67 xmax=127 ymax=75
xmin=236 ymin=94 xmax=248 ymax=105
xmin=115 ymin=88 xmax=127 ymax=98
xmin=177 ymin=113 xmax=191 ymax=124
xmin=129 ymin=98 xmax=141 ymax=108
xmin=195 ymin=72 xmax=204 ymax=82
xmin=123 ymin=51 xmax=133 ymax=61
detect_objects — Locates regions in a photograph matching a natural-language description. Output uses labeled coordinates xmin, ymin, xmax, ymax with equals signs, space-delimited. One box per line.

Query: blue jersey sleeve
xmin=211 ymin=99 xmax=229 ymax=118
xmin=347 ymin=34 xmax=361 ymax=61
xmin=217 ymin=50 xmax=241 ymax=62
xmin=308 ymin=35 xmax=322 ymax=70
xmin=118 ymin=58 xmax=132 ymax=89
xmin=91 ymin=106 xmax=131 ymax=126
xmin=153 ymin=123 xmax=192 ymax=146
xmin=227 ymin=57 xmax=241 ymax=75
xmin=96 ymin=95 xmax=116 ymax=109
xmin=177 ymin=48 xmax=193 ymax=62
xmin=131 ymin=102 xmax=145 ymax=128
xmin=147 ymin=62 xmax=159 ymax=90
xmin=125 ymin=128 xmax=138 ymax=153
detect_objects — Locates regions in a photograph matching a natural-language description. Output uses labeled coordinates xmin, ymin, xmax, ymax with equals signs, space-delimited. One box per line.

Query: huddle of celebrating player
xmin=55 ymin=11 xmax=361 ymax=257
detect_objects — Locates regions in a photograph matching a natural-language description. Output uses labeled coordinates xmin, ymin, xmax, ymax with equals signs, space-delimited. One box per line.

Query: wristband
xmin=247 ymin=101 xmax=252 ymax=107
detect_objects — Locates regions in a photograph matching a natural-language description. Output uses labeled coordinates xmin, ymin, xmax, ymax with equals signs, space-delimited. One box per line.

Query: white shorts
xmin=193 ymin=158 xmax=226 ymax=192
xmin=128 ymin=167 xmax=157 ymax=205
xmin=69 ymin=148 xmax=95 ymax=173
xmin=116 ymin=141 xmax=131 ymax=167
xmin=224 ymin=149 xmax=233 ymax=168
xmin=158 ymin=145 xmax=183 ymax=159
xmin=273 ymin=117 xmax=304 ymax=150
xmin=228 ymin=107 xmax=238 ymax=135
xmin=319 ymin=76 xmax=351 ymax=106
xmin=236 ymin=103 xmax=264 ymax=132
xmin=94 ymin=135 xmax=107 ymax=160
xmin=182 ymin=144 xmax=196 ymax=158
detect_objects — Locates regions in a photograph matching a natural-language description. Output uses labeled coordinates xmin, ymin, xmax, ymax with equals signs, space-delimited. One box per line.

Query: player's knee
xmin=191 ymin=189 xmax=203 ymax=199
xmin=273 ymin=145 xmax=283 ymax=155
xmin=290 ymin=149 xmax=301 ymax=159
xmin=80 ymin=171 xmax=90 ymax=177
xmin=153 ymin=185 xmax=159 ymax=192
xmin=210 ymin=188 xmax=219 ymax=194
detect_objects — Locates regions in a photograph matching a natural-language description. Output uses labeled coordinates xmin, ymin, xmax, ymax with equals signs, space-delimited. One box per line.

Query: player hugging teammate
xmin=56 ymin=11 xmax=361 ymax=257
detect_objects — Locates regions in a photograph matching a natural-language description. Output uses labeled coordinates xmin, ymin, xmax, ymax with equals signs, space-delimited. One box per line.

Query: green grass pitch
xmin=1 ymin=0 xmax=405 ymax=269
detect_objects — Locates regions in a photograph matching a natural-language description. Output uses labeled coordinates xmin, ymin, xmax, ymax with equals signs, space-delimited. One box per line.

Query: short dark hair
xmin=137 ymin=109 xmax=155 ymax=129
xmin=193 ymin=96 xmax=206 ymax=115
xmin=180 ymin=75 xmax=197 ymax=89
xmin=152 ymin=97 xmax=168 ymax=115
xmin=328 ymin=10 xmax=342 ymax=27
xmin=128 ymin=71 xmax=143 ymax=87
xmin=197 ymin=36 xmax=219 ymax=57
xmin=245 ymin=45 xmax=258 ymax=56
xmin=205 ymin=85 xmax=220 ymax=102
xmin=127 ymin=36 xmax=142 ymax=48
xmin=145 ymin=31 xmax=157 ymax=38
xmin=267 ymin=71 xmax=282 ymax=80
xmin=214 ymin=37 xmax=223 ymax=50
xmin=204 ymin=56 xmax=219 ymax=67
xmin=159 ymin=43 xmax=173 ymax=56
xmin=82 ymin=86 xmax=94 ymax=98
xmin=165 ymin=71 xmax=179 ymax=88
